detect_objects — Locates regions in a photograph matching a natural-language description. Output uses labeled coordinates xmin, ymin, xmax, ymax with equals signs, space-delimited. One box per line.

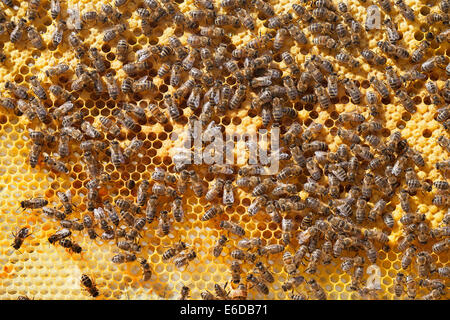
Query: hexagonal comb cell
xmin=0 ymin=0 xmax=448 ymax=301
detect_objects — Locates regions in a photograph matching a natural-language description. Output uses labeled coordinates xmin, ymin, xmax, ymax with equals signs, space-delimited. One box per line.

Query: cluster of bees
xmin=1 ymin=0 xmax=449 ymax=300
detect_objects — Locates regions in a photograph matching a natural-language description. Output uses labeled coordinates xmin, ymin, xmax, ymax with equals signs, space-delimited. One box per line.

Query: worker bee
xmin=283 ymin=76 xmax=298 ymax=101
xmin=99 ymin=117 xmax=121 ymax=137
xmin=148 ymin=103 xmax=168 ymax=124
xmin=393 ymin=0 xmax=415 ymax=21
xmin=112 ymin=253 xmax=137 ymax=264
xmin=210 ymin=235 xmax=228 ymax=257
xmin=24 ymin=26 xmax=46 ymax=51
xmin=392 ymin=272 xmax=406 ymax=298
xmin=101 ymin=72 xmax=119 ymax=100
xmin=254 ymin=261 xmax=274 ymax=284
xmin=157 ymin=210 xmax=171 ymax=236
xmin=173 ymin=249 xmax=197 ymax=268
xmin=47 ymin=228 xmax=71 ymax=245
xmin=5 ymin=81 xmax=28 ymax=100
xmin=220 ymin=220 xmax=245 ymax=237
xmin=11 ymin=227 xmax=31 ymax=251
xmin=110 ymin=140 xmax=125 ymax=167
xmin=361 ymin=49 xmax=386 ymax=66
xmin=42 ymin=153 xmax=68 ymax=174
xmin=432 ymin=238 xmax=449 ymax=254
xmin=103 ymin=23 xmax=127 ymax=43
xmin=136 ymin=258 xmax=152 ymax=281
xmin=201 ymin=204 xmax=224 ymax=221
xmin=49 ymin=0 xmax=61 ymax=19
xmin=246 ymin=274 xmax=269 ymax=295
xmin=312 ymin=35 xmax=338 ymax=49
xmin=258 ymin=243 xmax=285 ymax=256
xmin=342 ymin=78 xmax=361 ymax=104
xmin=87 ymin=48 xmax=106 ymax=74
xmin=336 ymin=50 xmax=360 ymax=69
xmin=67 ymin=32 xmax=86 ymax=58
xmin=10 ymin=18 xmax=27 ymax=43
xmin=162 ymin=240 xmax=189 ymax=261
xmin=395 ymin=89 xmax=416 ymax=114
xmin=416 ymin=251 xmax=432 ymax=277
xmin=281 ymin=51 xmax=300 ymax=76
xmin=81 ymin=274 xmax=99 ymax=298
xmin=307 ymin=279 xmax=327 ymax=300
xmin=422 ymin=55 xmax=448 ymax=73
xmin=368 ymin=76 xmax=389 ymax=100
xmin=51 ymin=19 xmax=66 ymax=48
xmin=437 ymin=266 xmax=449 ymax=277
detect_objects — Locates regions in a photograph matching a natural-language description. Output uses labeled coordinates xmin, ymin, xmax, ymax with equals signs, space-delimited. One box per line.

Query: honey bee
xmin=110 ymin=140 xmax=125 ymax=167
xmin=103 ymin=23 xmax=127 ymax=43
xmin=162 ymin=241 xmax=189 ymax=261
xmin=24 ymin=26 xmax=46 ymax=51
xmin=173 ymin=249 xmax=197 ymax=268
xmin=220 ymin=220 xmax=245 ymax=237
xmin=11 ymin=227 xmax=31 ymax=251
xmin=416 ymin=251 xmax=432 ymax=277
xmin=252 ymin=178 xmax=276 ymax=197
xmin=99 ymin=116 xmax=121 ymax=137
xmin=201 ymin=204 xmax=224 ymax=221
xmin=42 ymin=153 xmax=68 ymax=174
xmin=10 ymin=18 xmax=27 ymax=43
xmin=393 ymin=0 xmax=415 ymax=21
xmin=392 ymin=272 xmax=406 ymax=298
xmin=51 ymin=20 xmax=66 ymax=48
xmin=361 ymin=49 xmax=387 ymax=66
xmin=368 ymin=77 xmax=389 ymax=100
xmin=307 ymin=279 xmax=327 ymax=300
xmin=81 ymin=274 xmax=99 ymax=298
xmin=342 ymin=78 xmax=361 ymax=104
xmin=5 ymin=81 xmax=28 ymax=100
xmin=112 ymin=108 xmax=139 ymax=131
xmin=157 ymin=210 xmax=171 ymax=236
xmin=336 ymin=50 xmax=360 ymax=68
xmin=50 ymin=0 xmax=60 ymax=19
xmin=437 ymin=266 xmax=449 ymax=277
xmin=408 ymin=40 xmax=430 ymax=65
xmin=48 ymin=228 xmax=72 ymax=245
xmin=395 ymin=89 xmax=416 ymax=114
xmin=430 ymin=226 xmax=450 ymax=239
xmin=421 ymin=55 xmax=448 ymax=73
xmin=400 ymin=245 xmax=416 ymax=270
xmin=134 ymin=258 xmax=152 ymax=282
xmin=254 ymin=261 xmax=274 ymax=284
xmin=432 ymin=238 xmax=449 ymax=254
xmin=281 ymin=51 xmax=300 ymax=75
xmin=112 ymin=253 xmax=137 ymax=264
xmin=100 ymin=72 xmax=119 ymax=100
xmin=69 ymin=31 xmax=86 ymax=59
xmin=246 ymin=274 xmax=269 ymax=295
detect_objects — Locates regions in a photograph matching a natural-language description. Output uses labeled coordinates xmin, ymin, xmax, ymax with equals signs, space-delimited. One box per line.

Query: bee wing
xmin=137 ymin=75 xmax=149 ymax=83
xmin=65 ymin=189 xmax=72 ymax=201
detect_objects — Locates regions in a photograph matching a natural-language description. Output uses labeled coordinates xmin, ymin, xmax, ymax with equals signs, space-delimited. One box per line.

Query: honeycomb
xmin=0 ymin=0 xmax=448 ymax=300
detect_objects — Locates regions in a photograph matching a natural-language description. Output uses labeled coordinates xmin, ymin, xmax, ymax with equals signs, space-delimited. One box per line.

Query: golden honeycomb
xmin=0 ymin=0 xmax=448 ymax=300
